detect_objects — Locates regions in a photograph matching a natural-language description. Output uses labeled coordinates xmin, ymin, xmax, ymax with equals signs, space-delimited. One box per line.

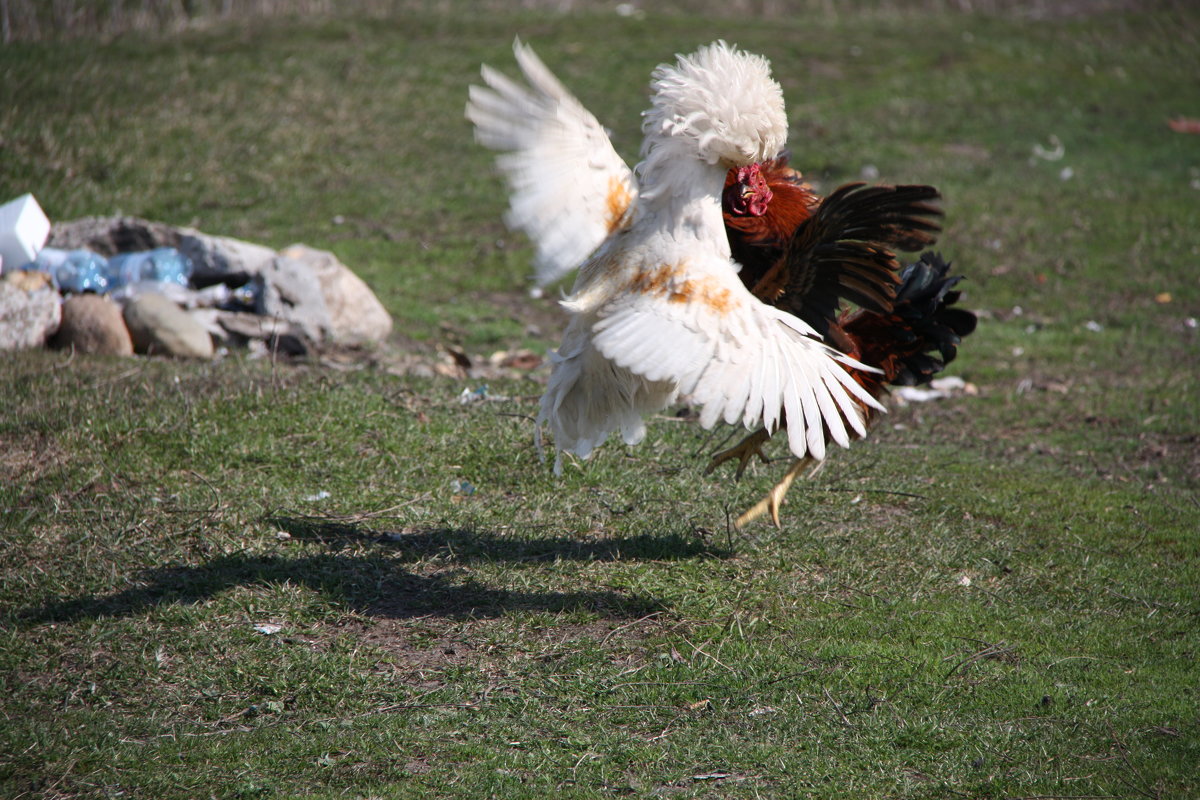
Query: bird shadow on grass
xmin=273 ymin=517 xmax=731 ymax=564
xmin=19 ymin=520 xmax=726 ymax=627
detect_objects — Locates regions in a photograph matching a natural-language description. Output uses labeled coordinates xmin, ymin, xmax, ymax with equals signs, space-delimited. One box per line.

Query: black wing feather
xmin=760 ymin=182 xmax=944 ymax=336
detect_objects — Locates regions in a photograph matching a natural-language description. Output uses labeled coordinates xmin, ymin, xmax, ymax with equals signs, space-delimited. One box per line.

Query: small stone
xmin=2 ymin=269 xmax=53 ymax=293
xmin=123 ymin=292 xmax=214 ymax=359
xmin=50 ymin=294 xmax=134 ymax=355
xmin=213 ymin=309 xmax=310 ymax=356
xmin=0 ymin=280 xmax=61 ymax=350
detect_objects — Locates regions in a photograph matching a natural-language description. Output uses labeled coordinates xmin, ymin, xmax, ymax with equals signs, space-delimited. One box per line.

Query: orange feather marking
xmin=629 ymin=262 xmax=740 ymax=316
xmin=605 ymin=176 xmax=634 ymax=233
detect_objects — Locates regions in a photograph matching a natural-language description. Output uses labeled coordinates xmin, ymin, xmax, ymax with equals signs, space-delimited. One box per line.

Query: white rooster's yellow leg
xmin=704 ymin=427 xmax=772 ymax=479
xmin=735 ymin=456 xmax=823 ymax=529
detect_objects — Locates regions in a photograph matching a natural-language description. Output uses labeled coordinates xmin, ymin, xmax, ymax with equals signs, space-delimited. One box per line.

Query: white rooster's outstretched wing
xmin=466 ymin=39 xmax=637 ymax=289
xmin=583 ymin=257 xmax=886 ymax=461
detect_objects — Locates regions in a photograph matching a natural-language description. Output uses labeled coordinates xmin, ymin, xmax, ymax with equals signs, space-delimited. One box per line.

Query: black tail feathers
xmin=889 ymin=251 xmax=977 ymax=386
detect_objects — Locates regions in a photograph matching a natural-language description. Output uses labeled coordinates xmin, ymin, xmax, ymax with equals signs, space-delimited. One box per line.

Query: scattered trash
xmin=931 ymin=376 xmax=967 ymax=392
xmin=450 ymin=478 xmax=476 ymax=496
xmin=1155 ymin=292 xmax=1172 ymax=304
xmin=31 ymin=248 xmax=110 ymax=293
xmin=1059 ymin=166 xmax=1074 ymax=181
xmin=107 ymin=247 xmax=192 ymax=288
xmin=253 ymin=623 xmax=282 ymax=635
xmin=893 ymin=375 xmax=977 ymax=404
xmin=458 ymin=385 xmax=490 ymax=404
xmin=1032 ymin=134 xmax=1065 ymax=162
xmin=957 ymin=575 xmax=972 ymax=587
xmin=894 ymin=386 xmax=944 ymax=404
xmin=1168 ymin=117 xmax=1200 ymax=134
xmin=748 ymin=706 xmax=779 ymax=718
xmin=244 ymin=700 xmax=284 ymax=717
xmin=304 ymin=490 xmax=331 ymax=502
xmin=488 ymin=348 xmax=543 ymax=371
xmin=458 ymin=384 xmax=510 ymax=404
xmin=0 ymin=193 xmax=50 ymax=271
xmin=860 ymin=163 xmax=880 ymax=181
xmin=274 ymin=530 xmax=292 ymax=541
xmin=26 ymin=246 xmax=192 ymax=294
xmin=1084 ymin=320 xmax=1104 ymax=332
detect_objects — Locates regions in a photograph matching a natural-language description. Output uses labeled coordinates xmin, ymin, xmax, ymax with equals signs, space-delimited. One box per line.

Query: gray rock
xmin=48 ymin=216 xmax=181 ymax=256
xmin=211 ymin=309 xmax=311 ymax=356
xmin=254 ymin=255 xmax=333 ymax=343
xmin=122 ymin=292 xmax=214 ymax=359
xmin=0 ymin=280 xmax=61 ymax=350
xmin=50 ymin=294 xmax=134 ymax=355
xmin=279 ymin=244 xmax=392 ymax=344
xmin=177 ymin=231 xmax=276 ymax=285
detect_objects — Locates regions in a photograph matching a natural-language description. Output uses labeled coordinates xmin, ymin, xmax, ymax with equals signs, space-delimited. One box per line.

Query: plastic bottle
xmin=105 ymin=247 xmax=192 ymax=290
xmin=29 ymin=247 xmax=111 ymax=293
xmin=230 ymin=281 xmax=258 ymax=309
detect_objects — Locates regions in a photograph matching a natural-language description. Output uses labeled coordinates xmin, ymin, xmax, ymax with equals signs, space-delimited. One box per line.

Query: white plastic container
xmin=0 ymin=194 xmax=52 ymax=273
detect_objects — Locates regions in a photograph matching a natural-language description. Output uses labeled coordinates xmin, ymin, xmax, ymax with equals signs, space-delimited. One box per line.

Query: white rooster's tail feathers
xmin=535 ymin=323 xmax=676 ymax=475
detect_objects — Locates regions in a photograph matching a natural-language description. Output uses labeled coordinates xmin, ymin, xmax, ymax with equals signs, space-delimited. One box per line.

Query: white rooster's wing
xmin=466 ymin=38 xmax=637 ymax=288
xmin=586 ymin=257 xmax=886 ymax=461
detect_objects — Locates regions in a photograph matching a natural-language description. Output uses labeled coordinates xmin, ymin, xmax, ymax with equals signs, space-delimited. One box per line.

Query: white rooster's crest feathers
xmin=524 ymin=41 xmax=885 ymax=474
xmin=641 ymin=41 xmax=787 ymax=170
xmin=466 ymin=38 xmax=637 ymax=289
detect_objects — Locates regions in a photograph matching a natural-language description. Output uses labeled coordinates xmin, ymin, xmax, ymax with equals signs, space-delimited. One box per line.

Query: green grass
xmin=2 ymin=4 xmax=1198 ymax=798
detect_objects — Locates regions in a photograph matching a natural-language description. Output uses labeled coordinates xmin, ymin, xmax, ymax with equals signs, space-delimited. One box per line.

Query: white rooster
xmin=477 ymin=41 xmax=885 ymax=478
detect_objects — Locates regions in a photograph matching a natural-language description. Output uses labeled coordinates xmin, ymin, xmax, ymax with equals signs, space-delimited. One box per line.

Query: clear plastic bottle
xmin=30 ymin=247 xmax=111 ymax=293
xmin=105 ymin=247 xmax=192 ymax=290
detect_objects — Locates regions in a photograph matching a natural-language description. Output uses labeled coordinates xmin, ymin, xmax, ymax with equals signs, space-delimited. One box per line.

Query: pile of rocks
xmin=0 ymin=217 xmax=392 ymax=359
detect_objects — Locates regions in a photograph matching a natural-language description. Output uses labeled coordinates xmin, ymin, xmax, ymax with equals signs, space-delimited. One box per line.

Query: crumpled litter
xmin=1032 ymin=135 xmax=1064 ymax=161
xmin=893 ymin=375 xmax=978 ymax=404
xmin=458 ymin=385 xmax=509 ymax=404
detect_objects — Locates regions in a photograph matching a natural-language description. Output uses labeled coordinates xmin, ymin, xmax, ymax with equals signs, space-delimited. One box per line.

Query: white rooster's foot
xmin=704 ymin=427 xmax=772 ymax=479
xmin=735 ymin=457 xmax=823 ymax=529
